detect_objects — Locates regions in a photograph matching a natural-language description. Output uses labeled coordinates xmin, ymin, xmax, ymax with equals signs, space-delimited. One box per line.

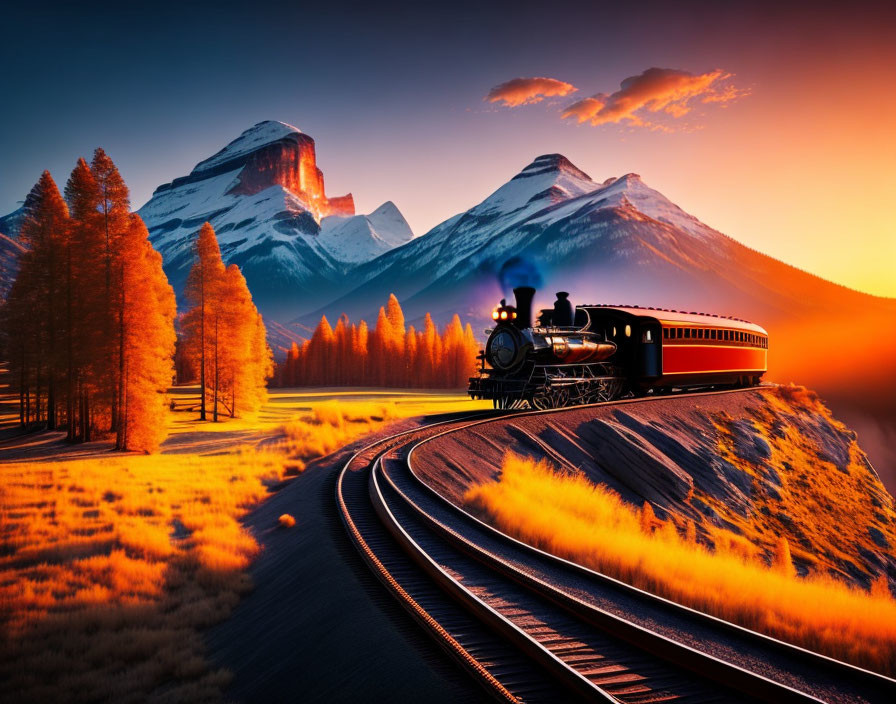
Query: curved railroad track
xmin=337 ymin=389 xmax=896 ymax=703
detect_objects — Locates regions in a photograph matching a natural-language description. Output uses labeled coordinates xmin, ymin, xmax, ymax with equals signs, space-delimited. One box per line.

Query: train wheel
xmin=531 ymin=387 xmax=572 ymax=409
xmin=493 ymin=395 xmax=522 ymax=410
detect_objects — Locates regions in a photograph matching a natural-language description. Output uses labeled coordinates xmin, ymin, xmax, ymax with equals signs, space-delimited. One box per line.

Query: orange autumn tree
xmin=63 ymin=157 xmax=107 ymax=441
xmin=92 ymin=147 xmax=132 ymax=434
xmin=217 ymin=264 xmax=273 ymax=417
xmin=4 ymin=171 xmax=70 ymax=428
xmin=3 ymin=152 xmax=177 ymax=451
xmin=182 ymin=222 xmax=272 ymax=419
xmin=114 ymin=215 xmax=177 ymax=451
xmin=276 ymin=294 xmax=479 ymax=388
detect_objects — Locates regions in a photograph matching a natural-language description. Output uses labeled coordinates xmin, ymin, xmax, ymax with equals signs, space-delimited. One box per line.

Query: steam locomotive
xmin=468 ymin=286 xmax=768 ymax=409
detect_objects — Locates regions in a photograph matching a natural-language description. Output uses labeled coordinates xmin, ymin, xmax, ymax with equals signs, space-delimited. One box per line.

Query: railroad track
xmin=337 ymin=389 xmax=896 ymax=702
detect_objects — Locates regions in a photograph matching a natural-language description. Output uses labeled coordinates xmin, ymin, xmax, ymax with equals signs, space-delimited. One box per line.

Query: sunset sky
xmin=2 ymin=0 xmax=894 ymax=296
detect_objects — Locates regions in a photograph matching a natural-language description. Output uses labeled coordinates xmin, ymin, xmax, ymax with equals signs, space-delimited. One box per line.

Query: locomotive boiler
xmin=469 ymin=286 xmax=768 ymax=409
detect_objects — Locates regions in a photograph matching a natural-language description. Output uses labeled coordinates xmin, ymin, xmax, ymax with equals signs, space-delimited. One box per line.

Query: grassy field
xmin=0 ymin=380 xmax=486 ymax=703
xmin=466 ymin=452 xmax=896 ymax=675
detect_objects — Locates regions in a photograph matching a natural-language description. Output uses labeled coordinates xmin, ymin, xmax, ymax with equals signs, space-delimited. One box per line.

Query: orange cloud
xmin=486 ymin=77 xmax=578 ymax=107
xmin=562 ymin=68 xmax=745 ymax=129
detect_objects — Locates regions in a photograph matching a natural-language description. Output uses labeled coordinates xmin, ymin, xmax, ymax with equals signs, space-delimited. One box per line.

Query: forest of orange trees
xmin=1 ymin=151 xmax=271 ymax=452
xmin=276 ymin=295 xmax=480 ymax=388
xmin=1 ymin=149 xmax=483 ymax=451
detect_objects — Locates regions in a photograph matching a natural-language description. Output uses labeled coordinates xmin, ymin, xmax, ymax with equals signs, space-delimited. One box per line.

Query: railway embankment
xmin=414 ymin=386 xmax=896 ymax=591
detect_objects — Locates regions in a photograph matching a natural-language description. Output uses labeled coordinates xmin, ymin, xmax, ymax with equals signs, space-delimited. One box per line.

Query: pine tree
xmin=64 ymin=158 xmax=106 ymax=441
xmin=353 ymin=321 xmax=369 ymax=384
xmin=216 ymin=264 xmax=271 ymax=417
xmin=405 ymin=325 xmax=418 ymax=386
xmin=183 ymin=222 xmax=225 ymax=420
xmin=115 ymin=215 xmax=176 ymax=451
xmin=420 ymin=313 xmax=439 ymax=387
xmin=8 ymin=171 xmax=70 ymax=428
xmin=371 ymin=307 xmax=390 ymax=386
xmin=91 ymin=148 xmax=130 ymax=431
xmin=384 ymin=294 xmax=405 ymax=385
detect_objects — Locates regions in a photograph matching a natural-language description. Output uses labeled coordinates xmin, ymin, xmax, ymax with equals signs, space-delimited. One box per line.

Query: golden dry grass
xmin=0 ymin=385 xmax=485 ymax=702
xmin=465 ymin=452 xmax=896 ymax=675
xmin=700 ymin=385 xmax=896 ymax=584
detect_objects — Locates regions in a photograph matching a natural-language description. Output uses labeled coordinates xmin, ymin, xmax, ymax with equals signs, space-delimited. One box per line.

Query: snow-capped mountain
xmin=137 ymin=121 xmax=413 ymax=320
xmin=318 ymin=201 xmax=414 ymax=264
xmin=302 ymin=153 xmax=895 ymax=334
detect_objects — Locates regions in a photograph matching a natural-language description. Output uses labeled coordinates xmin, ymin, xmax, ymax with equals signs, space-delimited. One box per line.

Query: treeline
xmin=2 ymin=154 xmax=272 ymax=451
xmin=276 ymin=294 xmax=479 ymax=388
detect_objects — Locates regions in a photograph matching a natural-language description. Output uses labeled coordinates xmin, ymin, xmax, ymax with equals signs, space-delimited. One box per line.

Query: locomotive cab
xmin=584 ymin=309 xmax=662 ymax=385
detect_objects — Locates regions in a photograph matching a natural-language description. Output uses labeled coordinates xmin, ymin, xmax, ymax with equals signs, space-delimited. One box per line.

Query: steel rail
xmin=402 ymin=387 xmax=896 ymax=702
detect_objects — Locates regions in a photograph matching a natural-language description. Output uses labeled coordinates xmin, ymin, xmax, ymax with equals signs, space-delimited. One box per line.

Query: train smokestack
xmin=553 ymin=292 xmax=573 ymax=327
xmin=513 ymin=286 xmax=535 ymax=329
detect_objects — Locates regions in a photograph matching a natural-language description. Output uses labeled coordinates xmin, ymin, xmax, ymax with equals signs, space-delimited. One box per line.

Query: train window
xmin=612 ymin=326 xmax=617 ymax=337
xmin=711 ymin=330 xmax=717 ymax=340
xmin=684 ymin=328 xmax=691 ymax=339
xmin=723 ymin=330 xmax=729 ymax=341
xmin=676 ymin=328 xmax=682 ymax=338
xmin=663 ymin=328 xmax=669 ymax=339
xmin=624 ymin=324 xmax=631 ymax=337
xmin=642 ymin=329 xmax=654 ymax=343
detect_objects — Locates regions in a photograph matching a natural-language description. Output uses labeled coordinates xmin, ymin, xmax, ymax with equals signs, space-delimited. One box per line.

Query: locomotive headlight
xmin=492 ymin=310 xmax=499 ymax=320
xmin=500 ymin=310 xmax=508 ymax=320
xmin=511 ymin=312 xmax=517 ymax=319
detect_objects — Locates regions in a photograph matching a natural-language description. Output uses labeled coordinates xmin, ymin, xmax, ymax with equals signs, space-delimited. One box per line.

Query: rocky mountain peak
xmin=150 ymin=120 xmax=354 ymax=222
xmin=513 ymin=153 xmax=593 ymax=183
xmin=193 ymin=120 xmax=304 ymax=174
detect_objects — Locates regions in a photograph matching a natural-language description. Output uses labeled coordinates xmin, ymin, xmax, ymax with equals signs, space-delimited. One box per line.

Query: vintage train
xmin=468 ymin=286 xmax=768 ymax=409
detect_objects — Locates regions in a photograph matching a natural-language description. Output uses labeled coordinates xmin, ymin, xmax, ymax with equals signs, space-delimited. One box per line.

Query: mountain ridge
xmin=137 ymin=121 xmax=414 ymax=320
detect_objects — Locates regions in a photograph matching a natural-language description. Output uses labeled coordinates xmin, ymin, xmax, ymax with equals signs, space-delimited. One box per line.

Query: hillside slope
xmin=414 ymin=386 xmax=895 ymax=591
